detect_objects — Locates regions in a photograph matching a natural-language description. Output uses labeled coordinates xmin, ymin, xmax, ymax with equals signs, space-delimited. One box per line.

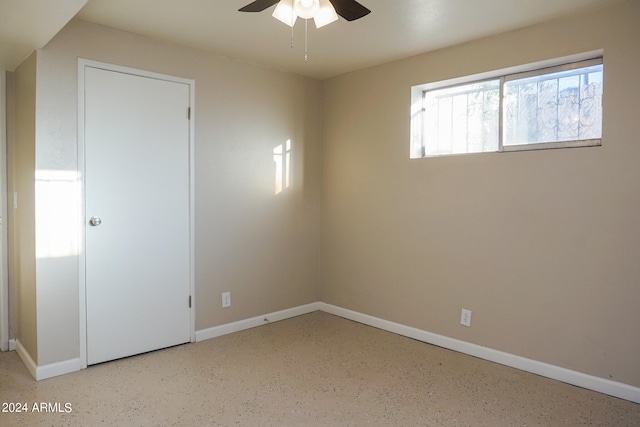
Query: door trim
xmin=0 ymin=69 xmax=8 ymax=352
xmin=77 ymin=59 xmax=195 ymax=368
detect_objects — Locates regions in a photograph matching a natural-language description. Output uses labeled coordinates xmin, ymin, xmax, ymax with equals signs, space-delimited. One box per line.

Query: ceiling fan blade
xmin=328 ymin=0 xmax=371 ymax=21
xmin=238 ymin=0 xmax=280 ymax=12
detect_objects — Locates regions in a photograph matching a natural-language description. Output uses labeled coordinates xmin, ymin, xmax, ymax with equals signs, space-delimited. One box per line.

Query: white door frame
xmin=77 ymin=59 xmax=195 ymax=368
xmin=0 ymin=69 xmax=8 ymax=352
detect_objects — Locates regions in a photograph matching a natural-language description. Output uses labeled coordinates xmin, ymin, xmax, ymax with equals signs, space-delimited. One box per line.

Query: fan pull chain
xmin=290 ymin=6 xmax=295 ymax=48
xmin=290 ymin=25 xmax=294 ymax=48
xmin=304 ymin=19 xmax=308 ymax=62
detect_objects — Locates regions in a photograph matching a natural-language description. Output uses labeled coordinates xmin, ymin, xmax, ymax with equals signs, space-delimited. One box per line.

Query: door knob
xmin=89 ymin=217 xmax=102 ymax=226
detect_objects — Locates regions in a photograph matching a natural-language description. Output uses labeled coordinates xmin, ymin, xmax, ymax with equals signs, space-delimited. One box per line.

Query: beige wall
xmin=9 ymin=0 xmax=639 ymax=391
xmin=10 ymin=52 xmax=38 ymax=362
xmin=321 ymin=0 xmax=640 ymax=388
xmin=21 ymin=19 xmax=322 ymax=365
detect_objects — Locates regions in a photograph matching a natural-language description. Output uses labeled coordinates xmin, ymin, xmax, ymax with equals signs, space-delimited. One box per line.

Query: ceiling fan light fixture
xmin=314 ymin=0 xmax=339 ymax=28
xmin=294 ymin=0 xmax=319 ymax=20
xmin=272 ymin=0 xmax=297 ymax=27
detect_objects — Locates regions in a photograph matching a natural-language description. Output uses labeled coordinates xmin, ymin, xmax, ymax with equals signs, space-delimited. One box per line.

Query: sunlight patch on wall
xmin=35 ymin=170 xmax=80 ymax=259
xmin=273 ymin=139 xmax=292 ymax=195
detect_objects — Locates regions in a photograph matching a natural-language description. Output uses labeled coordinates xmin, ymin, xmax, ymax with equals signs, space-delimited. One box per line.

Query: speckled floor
xmin=1 ymin=311 xmax=639 ymax=426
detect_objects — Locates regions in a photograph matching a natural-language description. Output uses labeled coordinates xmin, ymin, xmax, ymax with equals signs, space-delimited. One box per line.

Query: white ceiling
xmin=0 ymin=0 xmax=625 ymax=79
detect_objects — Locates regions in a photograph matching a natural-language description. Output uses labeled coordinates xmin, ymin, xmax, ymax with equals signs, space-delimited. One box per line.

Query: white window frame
xmin=410 ymin=51 xmax=604 ymax=159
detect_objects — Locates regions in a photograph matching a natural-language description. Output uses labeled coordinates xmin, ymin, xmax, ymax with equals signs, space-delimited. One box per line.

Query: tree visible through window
xmin=411 ymin=56 xmax=603 ymax=158
xmin=423 ymin=80 xmax=500 ymax=156
xmin=503 ymin=63 xmax=603 ymax=146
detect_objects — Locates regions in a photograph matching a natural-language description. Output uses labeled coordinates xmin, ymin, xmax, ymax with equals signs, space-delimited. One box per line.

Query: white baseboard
xmin=9 ymin=338 xmax=16 ymax=351
xmin=36 ymin=358 xmax=81 ymax=381
xmin=15 ymin=339 xmax=38 ymax=379
xmin=318 ymin=302 xmax=640 ymax=404
xmin=195 ymin=301 xmax=640 ymax=403
xmin=14 ymin=300 xmax=638 ymax=403
xmin=195 ymin=302 xmax=321 ymax=342
xmin=15 ymin=339 xmax=81 ymax=381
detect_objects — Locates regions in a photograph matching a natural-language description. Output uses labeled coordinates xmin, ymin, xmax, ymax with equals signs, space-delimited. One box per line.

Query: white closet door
xmin=84 ymin=66 xmax=191 ymax=365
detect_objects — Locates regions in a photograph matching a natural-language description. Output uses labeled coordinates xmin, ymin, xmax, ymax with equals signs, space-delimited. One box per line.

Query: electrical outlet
xmin=460 ymin=308 xmax=472 ymax=327
xmin=222 ymin=292 xmax=231 ymax=308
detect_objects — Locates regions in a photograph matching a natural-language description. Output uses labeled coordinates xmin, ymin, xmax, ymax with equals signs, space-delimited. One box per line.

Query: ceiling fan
xmin=239 ymin=0 xmax=371 ymax=28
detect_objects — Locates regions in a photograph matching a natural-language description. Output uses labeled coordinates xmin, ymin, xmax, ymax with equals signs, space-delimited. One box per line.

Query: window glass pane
xmin=503 ymin=64 xmax=603 ymax=146
xmin=423 ymin=80 xmax=500 ymax=156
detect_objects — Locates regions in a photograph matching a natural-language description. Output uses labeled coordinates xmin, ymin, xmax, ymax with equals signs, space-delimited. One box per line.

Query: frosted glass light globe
xmin=294 ymin=0 xmax=319 ymax=19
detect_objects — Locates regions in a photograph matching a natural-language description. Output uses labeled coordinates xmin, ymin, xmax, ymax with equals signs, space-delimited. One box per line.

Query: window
xmin=410 ymin=55 xmax=603 ymax=158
